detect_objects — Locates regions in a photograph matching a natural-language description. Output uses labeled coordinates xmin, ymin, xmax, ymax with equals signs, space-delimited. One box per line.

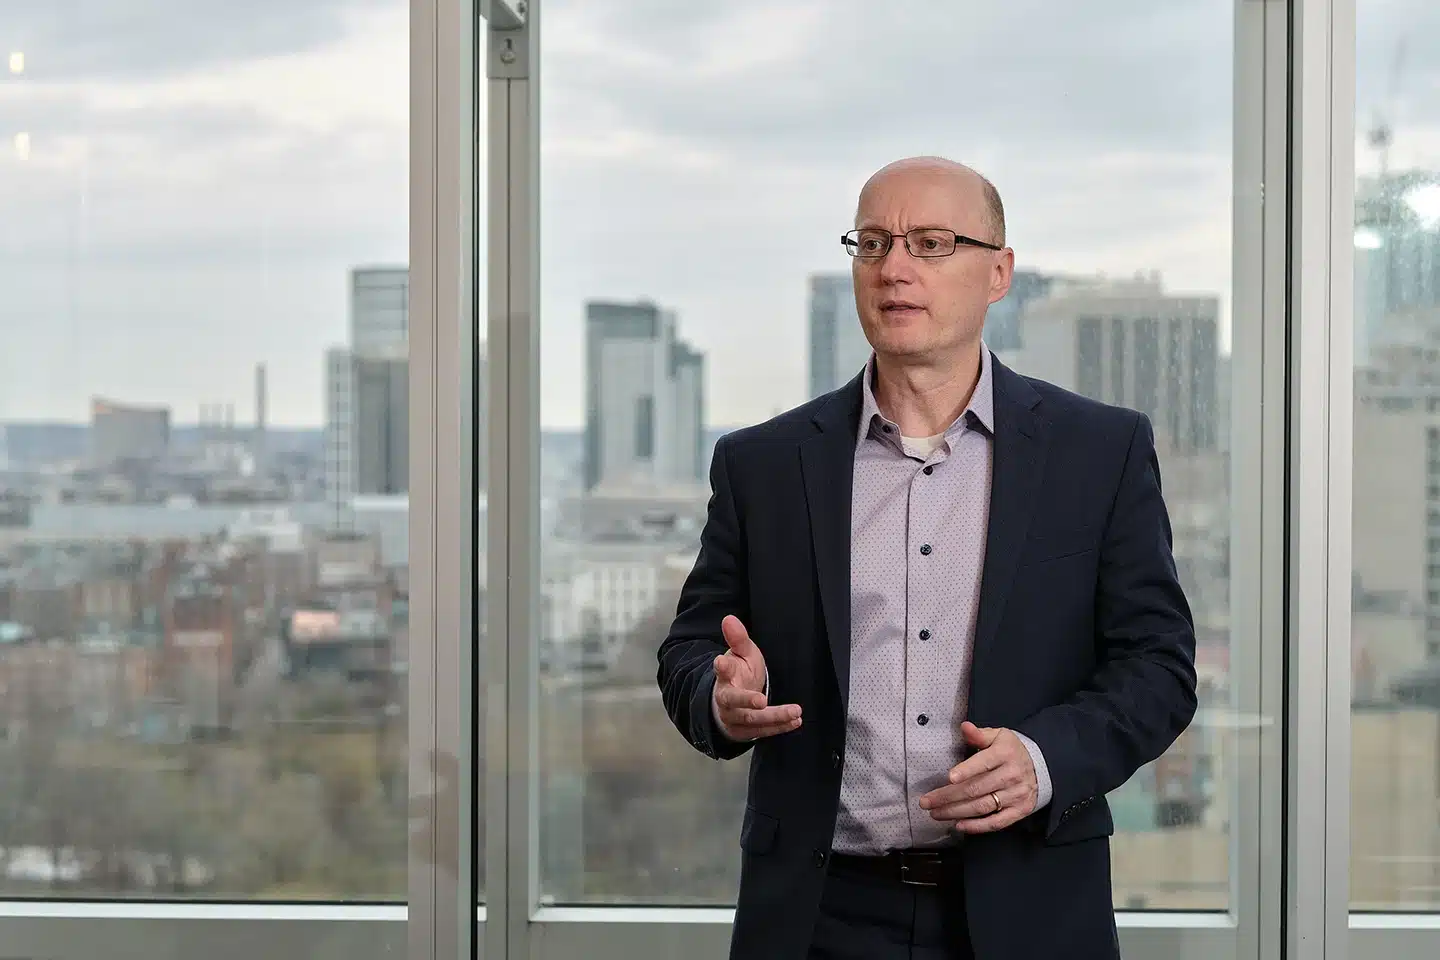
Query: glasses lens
xmin=848 ymin=230 xmax=891 ymax=258
xmin=907 ymin=229 xmax=956 ymax=258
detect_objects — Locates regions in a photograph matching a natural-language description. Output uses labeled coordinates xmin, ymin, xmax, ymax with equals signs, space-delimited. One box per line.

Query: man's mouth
xmin=880 ymin=300 xmax=924 ymax=312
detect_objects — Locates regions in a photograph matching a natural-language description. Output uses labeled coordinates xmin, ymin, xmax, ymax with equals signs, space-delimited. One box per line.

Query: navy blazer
xmin=657 ymin=353 xmax=1198 ymax=960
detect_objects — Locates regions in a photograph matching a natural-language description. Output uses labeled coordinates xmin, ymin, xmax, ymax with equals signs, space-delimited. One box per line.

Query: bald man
xmin=657 ymin=157 xmax=1197 ymax=960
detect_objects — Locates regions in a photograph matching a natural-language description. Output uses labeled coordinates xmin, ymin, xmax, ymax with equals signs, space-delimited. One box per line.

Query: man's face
xmin=852 ymin=168 xmax=1013 ymax=363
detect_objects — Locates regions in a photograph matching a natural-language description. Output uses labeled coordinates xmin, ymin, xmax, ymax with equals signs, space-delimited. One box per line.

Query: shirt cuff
xmin=1014 ymin=730 xmax=1053 ymax=810
xmin=710 ymin=669 xmax=768 ymax=743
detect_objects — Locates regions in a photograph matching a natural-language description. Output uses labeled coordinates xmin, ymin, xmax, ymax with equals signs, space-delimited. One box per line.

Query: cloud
xmin=0 ymin=0 xmax=395 ymax=81
xmin=545 ymin=0 xmax=1235 ymax=173
xmin=0 ymin=2 xmax=408 ymax=269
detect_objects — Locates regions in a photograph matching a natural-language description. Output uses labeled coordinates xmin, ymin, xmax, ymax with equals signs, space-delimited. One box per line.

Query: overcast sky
xmin=1 ymin=0 xmax=1437 ymax=428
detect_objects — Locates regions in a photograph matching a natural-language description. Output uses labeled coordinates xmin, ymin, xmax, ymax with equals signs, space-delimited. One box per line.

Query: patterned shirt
xmin=833 ymin=346 xmax=1052 ymax=853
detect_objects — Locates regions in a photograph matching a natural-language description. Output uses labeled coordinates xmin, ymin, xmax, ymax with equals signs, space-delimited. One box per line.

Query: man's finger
xmin=714 ymin=653 xmax=739 ymax=684
xmin=917 ymin=782 xmax=971 ymax=811
xmin=743 ymin=717 xmax=804 ymax=739
xmin=951 ymin=766 xmax=1021 ymax=803
xmin=960 ymin=721 xmax=1000 ymax=749
xmin=953 ymin=807 xmax=1021 ymax=835
xmin=927 ymin=781 xmax=1029 ymax=822
xmin=724 ymin=703 xmax=801 ymax=729
xmin=716 ymin=684 xmax=767 ymax=711
xmin=947 ymin=747 xmax=1004 ymax=785
xmin=722 ymin=615 xmax=758 ymax=658
xmin=728 ymin=715 xmax=803 ymax=740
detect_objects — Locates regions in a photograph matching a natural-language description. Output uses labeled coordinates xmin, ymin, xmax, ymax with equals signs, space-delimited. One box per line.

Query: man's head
xmin=850 ymin=157 xmax=1013 ymax=366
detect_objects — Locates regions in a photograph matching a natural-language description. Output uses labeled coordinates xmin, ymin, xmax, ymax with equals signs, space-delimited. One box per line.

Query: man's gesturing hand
xmin=918 ymin=721 xmax=1039 ymax=833
xmin=712 ymin=615 xmax=801 ymax=741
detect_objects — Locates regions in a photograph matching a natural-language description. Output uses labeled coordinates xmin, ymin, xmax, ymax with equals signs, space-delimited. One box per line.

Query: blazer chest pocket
xmin=739 ymin=805 xmax=779 ymax=855
xmin=1020 ymin=526 xmax=1098 ymax=567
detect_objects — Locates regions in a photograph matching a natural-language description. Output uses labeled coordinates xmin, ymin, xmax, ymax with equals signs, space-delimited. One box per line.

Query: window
xmin=536 ymin=0 xmax=1245 ymax=926
xmin=1110 ymin=316 xmax=1128 ymax=407
xmin=0 ymin=1 xmax=415 ymax=905
xmin=1165 ymin=321 xmax=1185 ymax=445
xmin=1135 ymin=317 xmax=1161 ymax=424
xmin=1077 ymin=316 xmax=1105 ymax=400
xmin=1352 ymin=0 xmax=1440 ymax=916
xmin=635 ymin=396 xmax=655 ymax=459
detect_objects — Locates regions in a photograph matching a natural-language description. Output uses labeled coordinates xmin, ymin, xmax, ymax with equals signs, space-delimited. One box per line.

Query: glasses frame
xmin=841 ymin=228 xmax=1004 ymax=259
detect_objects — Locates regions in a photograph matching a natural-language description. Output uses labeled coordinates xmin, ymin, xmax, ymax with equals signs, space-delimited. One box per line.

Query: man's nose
xmin=877 ymin=239 xmax=916 ymax=283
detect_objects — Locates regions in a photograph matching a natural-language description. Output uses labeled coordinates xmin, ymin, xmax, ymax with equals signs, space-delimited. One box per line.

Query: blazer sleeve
xmin=656 ymin=435 xmax=754 ymax=761
xmin=1014 ymin=413 xmax=1199 ymax=837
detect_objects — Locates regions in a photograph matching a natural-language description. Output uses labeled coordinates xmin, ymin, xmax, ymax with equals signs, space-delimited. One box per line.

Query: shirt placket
xmin=903 ymin=452 xmax=944 ymax=840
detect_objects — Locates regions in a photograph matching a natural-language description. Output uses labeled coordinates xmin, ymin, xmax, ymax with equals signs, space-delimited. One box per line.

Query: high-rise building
xmin=90 ymin=398 xmax=170 ymax=466
xmin=1015 ymin=275 xmax=1221 ymax=454
xmin=351 ymin=266 xmax=409 ymax=353
xmin=324 ymin=347 xmax=357 ymax=527
xmin=808 ymin=274 xmax=871 ymax=399
xmin=253 ymin=363 xmax=268 ymax=471
xmin=983 ymin=268 xmax=1055 ymax=353
xmin=354 ymin=350 xmax=409 ymax=496
xmin=1352 ymin=341 xmax=1440 ymax=698
xmin=583 ymin=300 xmax=706 ymax=492
xmin=326 ymin=267 xmax=413 ymax=527
xmin=1354 ymin=171 xmax=1440 ymax=366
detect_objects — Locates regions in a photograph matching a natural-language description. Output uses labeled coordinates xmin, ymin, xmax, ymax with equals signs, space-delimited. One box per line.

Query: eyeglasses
xmin=841 ymin=228 xmax=1003 ymax=259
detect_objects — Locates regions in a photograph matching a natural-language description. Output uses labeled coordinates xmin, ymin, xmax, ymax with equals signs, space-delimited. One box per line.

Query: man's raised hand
xmin=712 ymin=615 xmax=802 ymax=741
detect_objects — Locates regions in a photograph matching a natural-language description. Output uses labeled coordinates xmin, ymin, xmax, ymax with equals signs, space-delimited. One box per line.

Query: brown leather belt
xmin=827 ymin=848 xmax=963 ymax=887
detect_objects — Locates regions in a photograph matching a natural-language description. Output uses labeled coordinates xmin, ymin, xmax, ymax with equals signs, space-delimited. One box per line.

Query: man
xmin=656 ymin=157 xmax=1197 ymax=960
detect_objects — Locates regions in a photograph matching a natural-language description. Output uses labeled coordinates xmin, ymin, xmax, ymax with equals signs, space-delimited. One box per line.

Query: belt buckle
xmin=898 ymin=851 xmax=941 ymax=887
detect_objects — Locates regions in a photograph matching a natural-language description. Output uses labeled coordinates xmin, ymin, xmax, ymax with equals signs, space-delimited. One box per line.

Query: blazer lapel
xmin=799 ymin=376 xmax=862 ymax=711
xmin=972 ymin=358 xmax=1049 ymax=690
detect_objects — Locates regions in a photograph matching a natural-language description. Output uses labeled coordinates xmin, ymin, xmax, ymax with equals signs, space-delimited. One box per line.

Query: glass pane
xmin=0 ymin=3 xmax=409 ymax=900
xmin=1351 ymin=1 xmax=1440 ymax=913
xmin=540 ymin=1 xmax=1235 ymax=911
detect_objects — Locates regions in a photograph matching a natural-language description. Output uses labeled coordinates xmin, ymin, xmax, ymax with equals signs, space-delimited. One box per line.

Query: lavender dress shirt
xmin=832 ymin=346 xmax=1052 ymax=854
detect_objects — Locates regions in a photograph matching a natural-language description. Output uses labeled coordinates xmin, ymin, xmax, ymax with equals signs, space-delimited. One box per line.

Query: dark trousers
xmin=807 ymin=856 xmax=975 ymax=960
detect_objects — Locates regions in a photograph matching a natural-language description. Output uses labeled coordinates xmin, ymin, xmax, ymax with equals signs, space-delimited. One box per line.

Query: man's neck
xmin=873 ymin=344 xmax=983 ymax=438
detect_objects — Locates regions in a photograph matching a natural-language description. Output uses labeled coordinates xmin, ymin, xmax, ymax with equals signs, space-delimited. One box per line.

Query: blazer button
xmin=813 ymin=849 xmax=828 ymax=868
xmin=831 ymin=750 xmax=841 ymax=769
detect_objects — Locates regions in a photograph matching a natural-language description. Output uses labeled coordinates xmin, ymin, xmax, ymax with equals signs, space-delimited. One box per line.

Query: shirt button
xmin=919 ymin=544 xmax=932 ymax=556
xmin=814 ymin=849 xmax=829 ymax=867
xmin=882 ymin=424 xmax=894 ymax=433
xmin=919 ymin=628 xmax=931 ymax=640
xmin=923 ymin=465 xmax=934 ymax=475
xmin=917 ymin=714 xmax=929 ymax=726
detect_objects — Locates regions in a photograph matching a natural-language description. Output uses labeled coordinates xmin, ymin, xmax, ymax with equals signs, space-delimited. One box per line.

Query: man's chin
xmin=872 ymin=338 xmax=935 ymax=360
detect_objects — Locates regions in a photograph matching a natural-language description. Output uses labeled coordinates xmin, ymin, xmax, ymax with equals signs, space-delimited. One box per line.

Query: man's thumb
xmin=961 ymin=721 xmax=998 ymax=747
xmin=722 ymin=615 xmax=757 ymax=657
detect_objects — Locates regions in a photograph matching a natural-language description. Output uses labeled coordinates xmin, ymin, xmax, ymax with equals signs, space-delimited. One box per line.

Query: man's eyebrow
xmin=853 ymin=223 xmax=952 ymax=232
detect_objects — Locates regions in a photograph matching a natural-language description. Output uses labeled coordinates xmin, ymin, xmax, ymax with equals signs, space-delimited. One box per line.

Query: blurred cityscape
xmin=3 ymin=158 xmax=1440 ymax=908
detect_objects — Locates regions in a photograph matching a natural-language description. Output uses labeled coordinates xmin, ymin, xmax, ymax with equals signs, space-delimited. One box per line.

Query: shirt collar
xmin=857 ymin=344 xmax=995 ymax=444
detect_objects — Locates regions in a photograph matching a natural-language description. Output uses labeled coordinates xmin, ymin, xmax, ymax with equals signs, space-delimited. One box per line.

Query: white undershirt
xmin=900 ymin=432 xmax=947 ymax=460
